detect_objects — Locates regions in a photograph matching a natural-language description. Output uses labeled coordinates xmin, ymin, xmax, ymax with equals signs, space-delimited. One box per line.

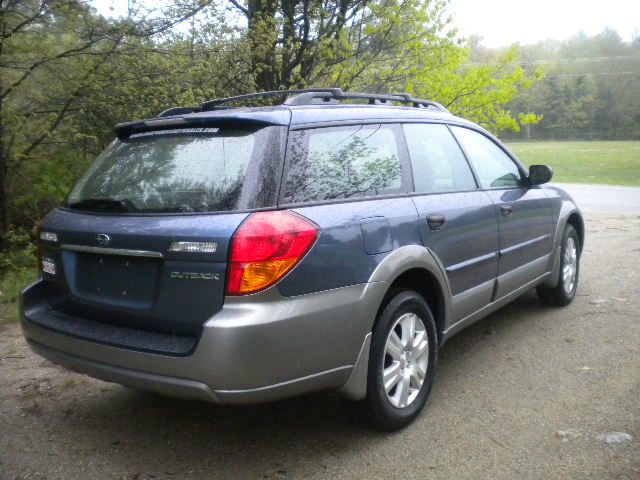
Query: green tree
xmin=503 ymin=29 xmax=640 ymax=140
xmin=228 ymin=0 xmax=541 ymax=133
xmin=0 ymin=0 xmax=217 ymax=236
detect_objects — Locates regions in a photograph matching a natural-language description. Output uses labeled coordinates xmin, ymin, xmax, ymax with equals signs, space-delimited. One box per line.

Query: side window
xmin=284 ymin=124 xmax=404 ymax=203
xmin=403 ymin=123 xmax=477 ymax=193
xmin=451 ymin=126 xmax=522 ymax=189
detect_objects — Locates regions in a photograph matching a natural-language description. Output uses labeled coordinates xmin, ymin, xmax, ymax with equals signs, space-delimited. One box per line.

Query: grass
xmin=505 ymin=141 xmax=640 ymax=187
xmin=0 ymin=301 xmax=17 ymax=324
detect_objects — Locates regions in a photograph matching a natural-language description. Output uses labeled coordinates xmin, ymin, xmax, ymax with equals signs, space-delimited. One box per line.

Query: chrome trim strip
xmin=446 ymin=251 xmax=498 ymax=273
xmin=500 ymin=234 xmax=551 ymax=256
xmin=61 ymin=244 xmax=163 ymax=258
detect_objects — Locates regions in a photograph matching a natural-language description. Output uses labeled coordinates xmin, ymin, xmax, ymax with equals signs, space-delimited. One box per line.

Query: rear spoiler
xmin=113 ymin=110 xmax=291 ymax=140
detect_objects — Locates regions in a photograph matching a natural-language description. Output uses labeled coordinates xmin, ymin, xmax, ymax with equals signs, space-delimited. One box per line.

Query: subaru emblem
xmin=95 ymin=234 xmax=111 ymax=247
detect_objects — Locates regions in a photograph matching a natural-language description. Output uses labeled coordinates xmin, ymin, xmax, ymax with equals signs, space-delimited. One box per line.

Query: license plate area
xmin=72 ymin=252 xmax=161 ymax=307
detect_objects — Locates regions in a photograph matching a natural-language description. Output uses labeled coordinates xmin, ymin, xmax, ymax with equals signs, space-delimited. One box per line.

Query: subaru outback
xmin=20 ymin=89 xmax=584 ymax=430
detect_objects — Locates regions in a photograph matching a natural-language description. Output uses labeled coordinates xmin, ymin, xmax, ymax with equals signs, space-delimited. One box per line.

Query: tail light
xmin=227 ymin=210 xmax=319 ymax=295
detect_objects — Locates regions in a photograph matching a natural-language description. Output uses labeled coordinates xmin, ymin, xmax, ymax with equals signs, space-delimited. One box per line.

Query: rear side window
xmin=283 ymin=124 xmax=404 ymax=203
xmin=67 ymin=126 xmax=284 ymax=213
xmin=451 ymin=126 xmax=522 ymax=189
xmin=403 ymin=123 xmax=477 ymax=193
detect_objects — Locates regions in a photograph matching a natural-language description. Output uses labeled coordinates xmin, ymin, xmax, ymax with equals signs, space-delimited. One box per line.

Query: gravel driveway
xmin=1 ymin=204 xmax=639 ymax=479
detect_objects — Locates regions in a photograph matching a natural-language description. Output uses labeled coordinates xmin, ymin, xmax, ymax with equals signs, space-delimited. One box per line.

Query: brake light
xmin=227 ymin=211 xmax=318 ymax=295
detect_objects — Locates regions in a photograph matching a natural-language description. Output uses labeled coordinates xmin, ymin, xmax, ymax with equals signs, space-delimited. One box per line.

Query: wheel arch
xmin=338 ymin=246 xmax=450 ymax=401
xmin=543 ymin=205 xmax=584 ymax=288
xmin=566 ymin=211 xmax=585 ymax=253
xmin=368 ymin=245 xmax=452 ymax=344
xmin=375 ymin=269 xmax=446 ymax=345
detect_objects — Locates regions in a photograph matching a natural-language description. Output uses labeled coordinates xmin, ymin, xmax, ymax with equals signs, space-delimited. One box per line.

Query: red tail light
xmin=227 ymin=210 xmax=319 ymax=295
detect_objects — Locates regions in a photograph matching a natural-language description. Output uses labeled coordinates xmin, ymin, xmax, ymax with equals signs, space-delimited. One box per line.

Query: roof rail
xmin=195 ymin=88 xmax=450 ymax=113
xmin=285 ymin=90 xmax=449 ymax=112
xmin=199 ymin=89 xmax=342 ymax=111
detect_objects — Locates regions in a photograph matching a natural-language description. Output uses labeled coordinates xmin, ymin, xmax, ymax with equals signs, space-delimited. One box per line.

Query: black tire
xmin=537 ymin=224 xmax=580 ymax=306
xmin=358 ymin=289 xmax=438 ymax=431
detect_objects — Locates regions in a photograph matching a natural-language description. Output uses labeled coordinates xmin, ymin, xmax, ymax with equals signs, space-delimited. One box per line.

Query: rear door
xmin=403 ymin=123 xmax=500 ymax=323
xmin=450 ymin=126 xmax=554 ymax=299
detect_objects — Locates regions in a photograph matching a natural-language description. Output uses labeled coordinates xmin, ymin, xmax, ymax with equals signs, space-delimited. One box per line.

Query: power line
xmin=514 ymin=55 xmax=640 ymax=65
xmin=544 ymin=71 xmax=638 ymax=77
xmin=463 ymin=55 xmax=640 ymax=67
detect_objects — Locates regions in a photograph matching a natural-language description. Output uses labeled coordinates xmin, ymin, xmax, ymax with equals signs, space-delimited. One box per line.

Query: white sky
xmin=92 ymin=0 xmax=640 ymax=47
xmin=449 ymin=0 xmax=640 ymax=47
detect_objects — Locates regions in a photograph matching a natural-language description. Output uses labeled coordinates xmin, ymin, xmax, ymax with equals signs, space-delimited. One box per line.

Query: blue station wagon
xmin=21 ymin=89 xmax=584 ymax=430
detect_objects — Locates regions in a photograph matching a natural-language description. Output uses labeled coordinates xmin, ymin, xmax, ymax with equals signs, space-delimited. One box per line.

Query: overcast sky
xmin=449 ymin=0 xmax=639 ymax=47
xmin=93 ymin=0 xmax=640 ymax=47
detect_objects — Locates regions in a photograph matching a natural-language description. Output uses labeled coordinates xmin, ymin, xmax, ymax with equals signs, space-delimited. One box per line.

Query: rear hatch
xmin=38 ymin=122 xmax=286 ymax=335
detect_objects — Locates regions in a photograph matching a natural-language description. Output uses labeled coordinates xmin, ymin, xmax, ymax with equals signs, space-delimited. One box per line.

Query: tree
xmin=227 ymin=0 xmax=541 ymax=134
xmin=0 ymin=0 xmax=217 ymax=236
xmin=501 ymin=29 xmax=640 ymax=140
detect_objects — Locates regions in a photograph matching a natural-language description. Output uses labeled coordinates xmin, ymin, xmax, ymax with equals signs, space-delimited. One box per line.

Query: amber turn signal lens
xmin=230 ymin=259 xmax=298 ymax=295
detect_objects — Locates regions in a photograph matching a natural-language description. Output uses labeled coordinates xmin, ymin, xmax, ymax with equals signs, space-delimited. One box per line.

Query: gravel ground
xmin=1 ymin=210 xmax=639 ymax=480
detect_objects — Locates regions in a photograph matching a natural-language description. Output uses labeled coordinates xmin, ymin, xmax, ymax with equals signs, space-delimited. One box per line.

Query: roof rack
xmin=158 ymin=88 xmax=449 ymax=117
xmin=285 ymin=89 xmax=450 ymax=113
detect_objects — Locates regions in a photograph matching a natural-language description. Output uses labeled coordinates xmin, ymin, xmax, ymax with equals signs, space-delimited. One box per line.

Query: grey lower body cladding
xmin=20 ymin=280 xmax=388 ymax=403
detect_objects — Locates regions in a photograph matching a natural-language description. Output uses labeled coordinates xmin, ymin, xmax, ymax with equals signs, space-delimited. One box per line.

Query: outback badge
xmin=170 ymin=271 xmax=220 ymax=281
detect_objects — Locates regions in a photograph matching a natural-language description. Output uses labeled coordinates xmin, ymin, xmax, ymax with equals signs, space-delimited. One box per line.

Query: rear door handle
xmin=500 ymin=204 xmax=513 ymax=217
xmin=426 ymin=213 xmax=447 ymax=230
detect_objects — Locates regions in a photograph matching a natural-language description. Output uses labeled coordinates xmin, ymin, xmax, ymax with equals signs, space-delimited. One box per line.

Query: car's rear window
xmin=67 ymin=126 xmax=284 ymax=213
xmin=283 ymin=124 xmax=405 ymax=203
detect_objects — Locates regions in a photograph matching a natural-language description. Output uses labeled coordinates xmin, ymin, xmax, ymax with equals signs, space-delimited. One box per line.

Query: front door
xmin=451 ymin=126 xmax=554 ymax=299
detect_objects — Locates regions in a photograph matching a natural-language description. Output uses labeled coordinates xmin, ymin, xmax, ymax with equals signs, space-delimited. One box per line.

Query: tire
xmin=537 ymin=224 xmax=580 ymax=306
xmin=358 ymin=289 xmax=438 ymax=431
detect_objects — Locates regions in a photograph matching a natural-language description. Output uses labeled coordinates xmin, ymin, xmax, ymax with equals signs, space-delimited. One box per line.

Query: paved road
xmin=1 ymin=211 xmax=639 ymax=479
xmin=554 ymin=183 xmax=640 ymax=214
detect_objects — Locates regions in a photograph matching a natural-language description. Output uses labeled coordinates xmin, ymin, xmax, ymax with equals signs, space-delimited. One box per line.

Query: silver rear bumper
xmin=21 ymin=280 xmax=387 ymax=404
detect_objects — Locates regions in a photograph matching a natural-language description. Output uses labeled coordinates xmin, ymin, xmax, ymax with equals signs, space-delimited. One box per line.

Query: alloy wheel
xmin=382 ymin=313 xmax=429 ymax=408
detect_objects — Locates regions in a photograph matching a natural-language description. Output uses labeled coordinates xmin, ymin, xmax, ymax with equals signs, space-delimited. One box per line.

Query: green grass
xmin=505 ymin=141 xmax=640 ymax=187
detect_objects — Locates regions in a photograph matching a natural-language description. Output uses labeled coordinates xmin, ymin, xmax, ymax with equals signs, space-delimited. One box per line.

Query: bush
xmin=0 ymin=228 xmax=39 ymax=304
xmin=0 ymin=268 xmax=38 ymax=304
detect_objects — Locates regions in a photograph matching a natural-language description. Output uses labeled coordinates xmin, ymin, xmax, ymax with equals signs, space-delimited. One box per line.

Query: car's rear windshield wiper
xmin=67 ymin=198 xmax=133 ymax=212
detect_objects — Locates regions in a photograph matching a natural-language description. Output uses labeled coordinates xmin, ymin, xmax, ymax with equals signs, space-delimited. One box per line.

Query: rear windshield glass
xmin=67 ymin=126 xmax=284 ymax=213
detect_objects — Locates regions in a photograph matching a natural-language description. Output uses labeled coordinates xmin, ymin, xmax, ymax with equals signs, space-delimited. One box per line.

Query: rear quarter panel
xmin=277 ymin=197 xmax=421 ymax=296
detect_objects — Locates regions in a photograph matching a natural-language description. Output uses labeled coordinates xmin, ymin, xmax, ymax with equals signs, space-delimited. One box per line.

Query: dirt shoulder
xmin=1 ymin=211 xmax=639 ymax=480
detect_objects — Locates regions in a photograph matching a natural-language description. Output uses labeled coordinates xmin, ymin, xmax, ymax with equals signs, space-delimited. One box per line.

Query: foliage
xmin=498 ymin=29 xmax=640 ymax=140
xmin=0 ymin=268 xmax=38 ymax=304
xmin=0 ymin=228 xmax=38 ymax=303
xmin=229 ymin=0 xmax=541 ymax=133
xmin=407 ymin=46 xmax=544 ymax=133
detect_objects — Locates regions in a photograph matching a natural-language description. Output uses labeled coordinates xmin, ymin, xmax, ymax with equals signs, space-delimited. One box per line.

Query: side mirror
xmin=528 ymin=164 xmax=553 ymax=186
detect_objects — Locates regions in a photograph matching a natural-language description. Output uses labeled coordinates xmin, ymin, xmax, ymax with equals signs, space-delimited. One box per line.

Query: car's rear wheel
xmin=359 ymin=289 xmax=438 ymax=430
xmin=537 ymin=224 xmax=580 ymax=306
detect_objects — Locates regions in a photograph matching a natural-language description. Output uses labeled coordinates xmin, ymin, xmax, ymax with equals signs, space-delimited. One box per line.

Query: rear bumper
xmin=21 ymin=280 xmax=387 ymax=404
